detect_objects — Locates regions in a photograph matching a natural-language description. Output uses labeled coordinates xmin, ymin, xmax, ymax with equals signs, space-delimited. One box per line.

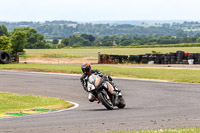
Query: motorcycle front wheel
xmin=117 ymin=96 xmax=126 ymax=109
xmin=97 ymin=92 xmax=114 ymax=110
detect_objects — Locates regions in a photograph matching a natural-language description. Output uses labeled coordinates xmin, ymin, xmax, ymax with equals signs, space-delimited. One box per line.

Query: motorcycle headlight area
xmin=88 ymin=83 xmax=96 ymax=91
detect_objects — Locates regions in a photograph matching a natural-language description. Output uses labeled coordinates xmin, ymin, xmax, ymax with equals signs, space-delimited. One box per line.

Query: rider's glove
xmin=99 ymin=73 xmax=103 ymax=77
xmin=108 ymin=75 xmax=113 ymax=81
xmin=102 ymin=74 xmax=108 ymax=80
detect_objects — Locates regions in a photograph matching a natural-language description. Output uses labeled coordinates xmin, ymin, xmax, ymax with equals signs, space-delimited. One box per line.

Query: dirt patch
xmin=19 ymin=57 xmax=98 ymax=64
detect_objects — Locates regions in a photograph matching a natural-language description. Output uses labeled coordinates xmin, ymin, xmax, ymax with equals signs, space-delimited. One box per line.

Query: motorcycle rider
xmin=80 ymin=62 xmax=119 ymax=105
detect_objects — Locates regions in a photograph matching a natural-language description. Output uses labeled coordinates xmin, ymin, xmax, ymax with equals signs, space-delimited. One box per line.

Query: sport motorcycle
xmin=84 ymin=73 xmax=126 ymax=110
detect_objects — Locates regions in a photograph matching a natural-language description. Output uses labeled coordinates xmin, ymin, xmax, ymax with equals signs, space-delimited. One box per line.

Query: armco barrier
xmin=98 ymin=51 xmax=200 ymax=64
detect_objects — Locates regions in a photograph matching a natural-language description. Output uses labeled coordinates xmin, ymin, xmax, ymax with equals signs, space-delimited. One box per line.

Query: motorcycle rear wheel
xmin=97 ymin=92 xmax=114 ymax=110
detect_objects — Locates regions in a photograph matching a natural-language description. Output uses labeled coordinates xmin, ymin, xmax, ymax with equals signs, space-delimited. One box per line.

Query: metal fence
xmin=18 ymin=52 xmax=98 ymax=64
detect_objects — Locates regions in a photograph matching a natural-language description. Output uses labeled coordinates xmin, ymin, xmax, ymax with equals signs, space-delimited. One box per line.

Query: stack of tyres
xmin=192 ymin=53 xmax=200 ymax=64
xmin=188 ymin=53 xmax=194 ymax=60
xmin=188 ymin=53 xmax=194 ymax=64
xmin=100 ymin=54 xmax=112 ymax=64
xmin=129 ymin=55 xmax=140 ymax=63
xmin=138 ymin=55 xmax=144 ymax=63
xmin=197 ymin=54 xmax=200 ymax=64
xmin=148 ymin=55 xmax=155 ymax=62
xmin=0 ymin=50 xmax=11 ymax=64
xmin=109 ymin=55 xmax=129 ymax=64
xmin=153 ymin=54 xmax=163 ymax=64
xmin=141 ymin=55 xmax=148 ymax=64
xmin=176 ymin=51 xmax=185 ymax=64
xmin=110 ymin=55 xmax=120 ymax=63
xmin=169 ymin=53 xmax=176 ymax=64
xmin=11 ymin=54 xmax=19 ymax=63
xmin=163 ymin=54 xmax=171 ymax=64
xmin=118 ymin=55 xmax=128 ymax=63
xmin=160 ymin=55 xmax=165 ymax=64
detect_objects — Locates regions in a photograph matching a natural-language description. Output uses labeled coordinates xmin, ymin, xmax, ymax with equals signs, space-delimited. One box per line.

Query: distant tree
xmin=88 ymin=35 xmax=95 ymax=42
xmin=72 ymin=42 xmax=81 ymax=47
xmin=80 ymin=33 xmax=95 ymax=42
xmin=52 ymin=39 xmax=59 ymax=44
xmin=101 ymin=36 xmax=113 ymax=46
xmin=0 ymin=35 xmax=11 ymax=52
xmin=0 ymin=25 xmax=8 ymax=36
xmin=11 ymin=30 xmax=27 ymax=54
xmin=93 ymin=38 xmax=102 ymax=46
xmin=120 ymin=40 xmax=132 ymax=46
xmin=176 ymin=30 xmax=187 ymax=38
xmin=61 ymin=38 xmax=70 ymax=46
xmin=56 ymin=43 xmax=65 ymax=49
xmin=82 ymin=40 xmax=91 ymax=46
xmin=13 ymin=27 xmax=47 ymax=49
xmin=69 ymin=35 xmax=90 ymax=46
xmin=197 ymin=38 xmax=200 ymax=43
xmin=80 ymin=33 xmax=89 ymax=40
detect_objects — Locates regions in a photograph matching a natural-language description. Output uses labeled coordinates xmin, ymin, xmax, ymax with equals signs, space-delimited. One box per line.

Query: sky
xmin=0 ymin=0 xmax=200 ymax=22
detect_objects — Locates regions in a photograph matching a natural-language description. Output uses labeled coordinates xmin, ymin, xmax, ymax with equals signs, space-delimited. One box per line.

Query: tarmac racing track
xmin=1 ymin=71 xmax=200 ymax=133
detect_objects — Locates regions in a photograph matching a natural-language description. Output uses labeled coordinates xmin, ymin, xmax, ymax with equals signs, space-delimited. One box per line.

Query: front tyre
xmin=117 ymin=96 xmax=126 ymax=109
xmin=97 ymin=92 xmax=114 ymax=110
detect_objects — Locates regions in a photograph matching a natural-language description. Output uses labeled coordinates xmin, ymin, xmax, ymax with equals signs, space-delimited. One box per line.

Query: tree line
xmin=57 ymin=34 xmax=200 ymax=47
xmin=1 ymin=24 xmax=200 ymax=54
xmin=0 ymin=25 xmax=51 ymax=54
xmin=1 ymin=21 xmax=200 ymax=39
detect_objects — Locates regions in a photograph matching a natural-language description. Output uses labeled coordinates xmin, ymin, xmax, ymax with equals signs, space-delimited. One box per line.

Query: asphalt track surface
xmin=1 ymin=71 xmax=200 ymax=133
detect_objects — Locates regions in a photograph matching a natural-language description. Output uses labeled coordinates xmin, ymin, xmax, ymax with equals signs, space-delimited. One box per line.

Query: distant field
xmin=25 ymin=47 xmax=200 ymax=55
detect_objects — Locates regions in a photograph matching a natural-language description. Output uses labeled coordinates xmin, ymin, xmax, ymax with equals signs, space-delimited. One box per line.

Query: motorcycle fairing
xmin=103 ymin=82 xmax=114 ymax=94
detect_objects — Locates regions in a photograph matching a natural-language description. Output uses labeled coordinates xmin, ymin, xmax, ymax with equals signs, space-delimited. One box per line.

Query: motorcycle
xmin=84 ymin=73 xmax=126 ymax=110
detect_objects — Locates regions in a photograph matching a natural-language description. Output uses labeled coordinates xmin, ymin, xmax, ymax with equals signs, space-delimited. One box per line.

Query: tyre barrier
xmin=99 ymin=54 xmax=128 ymax=64
xmin=0 ymin=50 xmax=11 ymax=64
xmin=99 ymin=51 xmax=200 ymax=64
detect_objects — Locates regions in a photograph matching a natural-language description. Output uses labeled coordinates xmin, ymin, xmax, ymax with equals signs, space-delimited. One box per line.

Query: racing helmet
xmin=81 ymin=63 xmax=91 ymax=75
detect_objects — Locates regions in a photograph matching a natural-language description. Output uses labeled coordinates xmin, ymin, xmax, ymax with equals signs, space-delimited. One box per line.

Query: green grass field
xmin=1 ymin=64 xmax=200 ymax=83
xmin=24 ymin=47 xmax=200 ymax=56
xmin=109 ymin=128 xmax=200 ymax=133
xmin=0 ymin=92 xmax=72 ymax=113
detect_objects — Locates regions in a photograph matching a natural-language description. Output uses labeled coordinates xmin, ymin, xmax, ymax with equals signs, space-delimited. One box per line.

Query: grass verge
xmin=1 ymin=64 xmax=200 ymax=83
xmin=109 ymin=128 xmax=200 ymax=133
xmin=0 ymin=92 xmax=72 ymax=113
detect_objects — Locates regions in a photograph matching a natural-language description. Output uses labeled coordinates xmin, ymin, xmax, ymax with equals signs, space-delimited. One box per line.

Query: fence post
xmin=98 ymin=52 xmax=101 ymax=64
xmin=16 ymin=52 xmax=20 ymax=63
xmin=58 ymin=53 xmax=60 ymax=64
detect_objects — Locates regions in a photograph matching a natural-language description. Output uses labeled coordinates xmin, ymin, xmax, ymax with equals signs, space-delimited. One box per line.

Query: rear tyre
xmin=117 ymin=96 xmax=126 ymax=109
xmin=97 ymin=92 xmax=114 ymax=110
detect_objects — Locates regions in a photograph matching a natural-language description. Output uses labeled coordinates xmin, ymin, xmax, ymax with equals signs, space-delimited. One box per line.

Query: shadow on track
xmin=82 ymin=107 xmax=133 ymax=112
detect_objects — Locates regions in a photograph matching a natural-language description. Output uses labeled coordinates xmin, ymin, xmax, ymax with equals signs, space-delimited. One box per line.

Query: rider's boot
xmin=88 ymin=93 xmax=96 ymax=102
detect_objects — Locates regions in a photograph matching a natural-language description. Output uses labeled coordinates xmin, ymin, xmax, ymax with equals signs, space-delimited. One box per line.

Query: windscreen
xmin=88 ymin=74 xmax=99 ymax=85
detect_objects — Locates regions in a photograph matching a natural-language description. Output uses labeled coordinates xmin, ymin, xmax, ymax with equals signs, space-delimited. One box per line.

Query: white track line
xmin=0 ymin=101 xmax=79 ymax=119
